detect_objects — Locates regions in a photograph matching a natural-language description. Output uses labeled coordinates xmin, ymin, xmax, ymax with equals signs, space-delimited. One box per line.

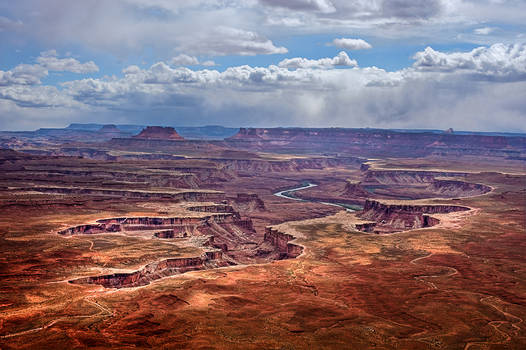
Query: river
xmin=273 ymin=182 xmax=361 ymax=211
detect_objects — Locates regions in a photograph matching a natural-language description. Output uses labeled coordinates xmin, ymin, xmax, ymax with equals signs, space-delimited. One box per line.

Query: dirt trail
xmin=0 ymin=296 xmax=113 ymax=339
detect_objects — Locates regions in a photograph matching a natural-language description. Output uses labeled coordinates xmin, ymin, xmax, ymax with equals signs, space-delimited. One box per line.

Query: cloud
xmin=380 ymin=0 xmax=443 ymax=20
xmin=57 ymin=43 xmax=526 ymax=132
xmin=0 ymin=50 xmax=99 ymax=88
xmin=176 ymin=27 xmax=288 ymax=56
xmin=473 ymin=27 xmax=495 ymax=35
xmin=0 ymin=64 xmax=47 ymax=86
xmin=331 ymin=38 xmax=372 ymax=50
xmin=0 ymin=1 xmax=289 ymax=57
xmin=0 ymin=0 xmax=524 ymax=60
xmin=412 ymin=43 xmax=526 ymax=81
xmin=278 ymin=51 xmax=357 ymax=69
xmin=0 ymin=15 xmax=23 ymax=31
xmin=0 ymin=85 xmax=78 ymax=108
xmin=170 ymin=54 xmax=199 ymax=66
xmin=258 ymin=0 xmax=336 ymax=13
xmin=2 ymin=43 xmax=526 ymax=132
xmin=170 ymin=54 xmax=217 ymax=66
xmin=201 ymin=60 xmax=217 ymax=67
xmin=36 ymin=50 xmax=99 ymax=73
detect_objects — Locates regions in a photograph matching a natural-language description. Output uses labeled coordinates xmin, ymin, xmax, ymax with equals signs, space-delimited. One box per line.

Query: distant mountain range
xmin=65 ymin=124 xmax=240 ymax=140
xmin=65 ymin=124 xmax=526 ymax=138
xmin=1 ymin=124 xmax=525 ymax=142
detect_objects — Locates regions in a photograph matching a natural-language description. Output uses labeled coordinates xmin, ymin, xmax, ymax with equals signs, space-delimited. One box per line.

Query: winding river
xmin=273 ymin=182 xmax=361 ymax=211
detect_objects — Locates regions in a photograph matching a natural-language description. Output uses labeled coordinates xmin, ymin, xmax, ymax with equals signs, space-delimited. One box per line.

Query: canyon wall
xmin=357 ymin=200 xmax=470 ymax=233
xmin=264 ymin=227 xmax=303 ymax=259
xmin=26 ymin=186 xmax=226 ymax=202
xmin=225 ymin=128 xmax=526 ymax=158
xmin=70 ymin=253 xmax=228 ymax=288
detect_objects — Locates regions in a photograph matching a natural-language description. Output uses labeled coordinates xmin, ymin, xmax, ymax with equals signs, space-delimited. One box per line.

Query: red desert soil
xmin=0 ymin=133 xmax=525 ymax=349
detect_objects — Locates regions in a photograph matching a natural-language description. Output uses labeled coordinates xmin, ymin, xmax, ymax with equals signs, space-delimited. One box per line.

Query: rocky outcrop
xmin=355 ymin=222 xmax=376 ymax=233
xmin=357 ymin=199 xmax=470 ymax=233
xmin=362 ymin=170 xmax=466 ymax=185
xmin=234 ymin=218 xmax=255 ymax=231
xmin=58 ymin=223 xmax=121 ymax=235
xmin=1 ymin=167 xmax=201 ymax=189
xmin=361 ymin=199 xmax=470 ymax=216
xmin=341 ymin=181 xmax=370 ymax=198
xmin=70 ymin=253 xmax=227 ymax=288
xmin=142 ymin=166 xmax=235 ymax=184
xmin=59 ymin=148 xmax=118 ymax=161
xmin=133 ymin=126 xmax=184 ymax=140
xmin=59 ymin=212 xmax=255 ymax=236
xmin=361 ymin=170 xmax=491 ymax=199
xmin=98 ymin=125 xmax=123 ymax=139
xmin=216 ymin=157 xmax=362 ymax=173
xmin=264 ymin=227 xmax=303 ymax=259
xmin=230 ymin=193 xmax=266 ymax=212
xmin=154 ymin=230 xmax=180 ymax=239
xmin=28 ymin=186 xmax=225 ymax=202
xmin=428 ymin=179 xmax=491 ymax=197
xmin=106 ymin=138 xmax=226 ymax=155
xmin=186 ymin=204 xmax=237 ymax=215
xmin=61 ymin=208 xmax=269 ymax=288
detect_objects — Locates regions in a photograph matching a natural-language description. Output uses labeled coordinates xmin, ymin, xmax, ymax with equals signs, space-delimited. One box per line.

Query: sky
xmin=0 ymin=0 xmax=525 ymax=132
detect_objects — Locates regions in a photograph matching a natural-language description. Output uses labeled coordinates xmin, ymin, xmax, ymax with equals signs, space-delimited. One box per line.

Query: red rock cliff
xmin=358 ymin=199 xmax=469 ymax=233
xmin=133 ymin=126 xmax=184 ymax=140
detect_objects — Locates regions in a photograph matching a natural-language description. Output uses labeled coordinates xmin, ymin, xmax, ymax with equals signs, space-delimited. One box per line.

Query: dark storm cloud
xmin=381 ymin=0 xmax=443 ymax=20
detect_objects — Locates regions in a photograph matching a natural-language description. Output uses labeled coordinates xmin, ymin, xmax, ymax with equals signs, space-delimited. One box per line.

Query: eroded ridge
xmin=262 ymin=228 xmax=303 ymax=260
xmin=59 ymin=214 xmax=239 ymax=237
xmin=60 ymin=205 xmax=301 ymax=288
xmin=25 ymin=186 xmax=225 ymax=202
xmin=287 ymin=169 xmax=492 ymax=209
xmin=357 ymin=199 xmax=471 ymax=233
xmin=360 ymin=169 xmax=492 ymax=199
xmin=70 ymin=253 xmax=228 ymax=289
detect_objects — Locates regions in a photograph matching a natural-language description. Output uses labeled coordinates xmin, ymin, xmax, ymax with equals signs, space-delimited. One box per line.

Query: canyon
xmin=0 ymin=125 xmax=525 ymax=349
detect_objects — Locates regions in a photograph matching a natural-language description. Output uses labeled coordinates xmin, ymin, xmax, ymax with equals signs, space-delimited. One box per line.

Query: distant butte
xmin=133 ymin=126 xmax=184 ymax=140
xmin=98 ymin=124 xmax=122 ymax=136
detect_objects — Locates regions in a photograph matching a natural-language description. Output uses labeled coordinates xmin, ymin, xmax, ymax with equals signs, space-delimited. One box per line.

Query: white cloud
xmin=331 ymin=38 xmax=372 ymax=50
xmin=0 ymin=85 xmax=78 ymax=108
xmin=258 ymin=0 xmax=336 ymax=13
xmin=170 ymin=54 xmax=217 ymax=66
xmin=36 ymin=50 xmax=99 ymax=74
xmin=412 ymin=43 xmax=526 ymax=80
xmin=0 ymin=51 xmax=99 ymax=88
xmin=176 ymin=27 xmax=288 ymax=56
xmin=122 ymin=65 xmax=142 ymax=75
xmin=201 ymin=60 xmax=217 ymax=67
xmin=170 ymin=54 xmax=199 ymax=66
xmin=0 ymin=64 xmax=47 ymax=86
xmin=57 ymin=43 xmax=526 ymax=132
xmin=2 ymin=43 xmax=526 ymax=132
xmin=278 ymin=51 xmax=357 ymax=69
xmin=474 ymin=27 xmax=496 ymax=35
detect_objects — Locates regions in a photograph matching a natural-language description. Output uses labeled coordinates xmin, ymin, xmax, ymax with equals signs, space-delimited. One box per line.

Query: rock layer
xmin=357 ymin=199 xmax=469 ymax=233
xmin=263 ymin=227 xmax=303 ymax=259
xmin=226 ymin=127 xmax=526 ymax=158
xmin=70 ymin=253 xmax=228 ymax=288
